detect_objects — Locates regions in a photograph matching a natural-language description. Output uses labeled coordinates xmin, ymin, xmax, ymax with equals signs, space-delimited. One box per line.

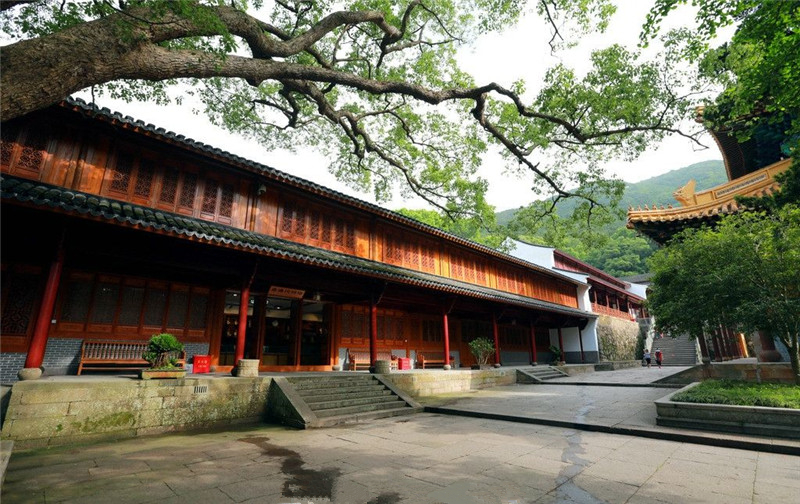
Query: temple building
xmin=627 ymin=110 xmax=794 ymax=363
xmin=1 ymin=98 xmax=601 ymax=382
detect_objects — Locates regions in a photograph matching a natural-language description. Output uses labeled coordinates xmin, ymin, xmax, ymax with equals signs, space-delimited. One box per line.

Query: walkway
xmin=2 ymin=366 xmax=799 ymax=503
xmin=423 ymin=365 xmax=800 ymax=454
xmin=3 ymin=413 xmax=798 ymax=503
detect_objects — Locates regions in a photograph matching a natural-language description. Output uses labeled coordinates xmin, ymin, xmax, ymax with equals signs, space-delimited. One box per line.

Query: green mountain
xmin=496 ymin=159 xmax=727 ymax=225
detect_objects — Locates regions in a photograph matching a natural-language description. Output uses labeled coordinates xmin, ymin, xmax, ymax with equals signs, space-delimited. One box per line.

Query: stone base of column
xmin=373 ymin=360 xmax=392 ymax=374
xmin=17 ymin=368 xmax=42 ymax=381
xmin=231 ymin=359 xmax=260 ymax=377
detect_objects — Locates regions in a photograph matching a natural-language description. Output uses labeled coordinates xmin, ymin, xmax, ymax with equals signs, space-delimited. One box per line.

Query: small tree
xmin=648 ymin=205 xmax=800 ymax=384
xmin=468 ymin=337 xmax=495 ymax=367
xmin=142 ymin=333 xmax=184 ymax=369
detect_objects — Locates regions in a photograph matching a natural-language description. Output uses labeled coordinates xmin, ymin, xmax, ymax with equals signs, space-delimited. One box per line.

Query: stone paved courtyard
xmin=3 ymin=412 xmax=799 ymax=504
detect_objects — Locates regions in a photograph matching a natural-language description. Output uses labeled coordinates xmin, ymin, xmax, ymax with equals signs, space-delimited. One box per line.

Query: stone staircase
xmin=651 ymin=335 xmax=699 ymax=366
xmin=516 ymin=366 xmax=568 ymax=384
xmin=268 ymin=374 xmax=422 ymax=428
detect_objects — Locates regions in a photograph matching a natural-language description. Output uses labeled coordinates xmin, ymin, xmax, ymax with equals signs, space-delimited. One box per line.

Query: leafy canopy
xmin=1 ymin=0 xmax=701 ymax=228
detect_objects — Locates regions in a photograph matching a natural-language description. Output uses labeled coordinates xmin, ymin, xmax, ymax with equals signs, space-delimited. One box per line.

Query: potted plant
xmin=549 ymin=345 xmax=565 ymax=366
xmin=468 ymin=337 xmax=495 ymax=369
xmin=140 ymin=333 xmax=187 ymax=380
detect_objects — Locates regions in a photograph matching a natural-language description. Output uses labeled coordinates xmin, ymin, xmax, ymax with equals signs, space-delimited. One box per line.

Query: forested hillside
xmin=497 ymin=160 xmax=726 ymax=226
xmin=499 ymin=160 xmax=726 ymax=276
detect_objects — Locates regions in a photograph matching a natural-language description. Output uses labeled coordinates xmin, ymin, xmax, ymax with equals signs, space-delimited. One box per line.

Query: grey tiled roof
xmin=57 ymin=97 xmax=579 ymax=284
xmin=1 ymin=174 xmax=594 ymax=319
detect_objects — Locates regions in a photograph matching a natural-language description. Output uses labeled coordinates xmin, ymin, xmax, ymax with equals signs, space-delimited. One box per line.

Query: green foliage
xmin=396 ymin=203 xmax=510 ymax=251
xmin=643 ymin=1 xmax=800 ymax=140
xmin=142 ymin=333 xmax=185 ymax=369
xmin=1 ymin=0 xmax=707 ymax=231
xmin=648 ymin=205 xmax=800 ymax=382
xmin=548 ymin=344 xmax=562 ymax=363
xmin=504 ymin=160 xmax=726 ymax=275
xmin=672 ymin=380 xmax=800 ymax=409
xmin=468 ymin=337 xmax=495 ymax=366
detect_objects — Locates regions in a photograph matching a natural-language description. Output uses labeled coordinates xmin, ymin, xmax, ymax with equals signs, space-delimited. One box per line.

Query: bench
xmin=416 ymin=351 xmax=454 ymax=369
xmin=345 ymin=348 xmax=398 ymax=371
xmin=77 ymin=340 xmax=186 ymax=375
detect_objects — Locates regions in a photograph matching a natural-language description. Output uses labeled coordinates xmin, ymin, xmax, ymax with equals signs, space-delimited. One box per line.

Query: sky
xmin=71 ymin=0 xmax=729 ymax=212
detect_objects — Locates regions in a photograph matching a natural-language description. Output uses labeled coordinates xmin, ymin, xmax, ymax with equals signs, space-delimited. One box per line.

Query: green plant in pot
xmin=141 ymin=333 xmax=186 ymax=379
xmin=549 ymin=344 xmax=564 ymax=365
xmin=468 ymin=337 xmax=495 ymax=368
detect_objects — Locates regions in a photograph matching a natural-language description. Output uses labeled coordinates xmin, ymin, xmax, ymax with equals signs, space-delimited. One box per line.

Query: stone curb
xmin=424 ymin=406 xmax=800 ymax=456
xmin=541 ymin=382 xmax=683 ymax=388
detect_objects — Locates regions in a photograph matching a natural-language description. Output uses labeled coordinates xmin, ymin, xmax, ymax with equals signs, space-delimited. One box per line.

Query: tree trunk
xmin=791 ymin=333 xmax=800 ymax=386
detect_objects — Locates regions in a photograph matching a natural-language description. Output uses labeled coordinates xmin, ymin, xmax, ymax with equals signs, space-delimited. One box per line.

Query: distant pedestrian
xmin=643 ymin=349 xmax=651 ymax=368
xmin=655 ymin=348 xmax=663 ymax=369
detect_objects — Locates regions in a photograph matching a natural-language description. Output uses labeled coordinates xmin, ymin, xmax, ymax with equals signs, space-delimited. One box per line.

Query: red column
xmin=24 ymin=239 xmax=66 ymax=369
xmin=492 ymin=313 xmax=500 ymax=365
xmin=557 ymin=326 xmax=565 ymax=362
xmin=578 ymin=326 xmax=585 ymax=363
xmin=369 ymin=299 xmax=378 ymax=367
xmin=234 ymin=280 xmax=250 ymax=364
xmin=442 ymin=311 xmax=451 ymax=367
xmin=529 ymin=322 xmax=538 ymax=365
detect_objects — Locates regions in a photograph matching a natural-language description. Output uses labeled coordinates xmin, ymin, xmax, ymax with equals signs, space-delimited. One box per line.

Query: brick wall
xmin=0 ymin=354 xmax=26 ymax=385
xmin=42 ymin=338 xmax=84 ymax=376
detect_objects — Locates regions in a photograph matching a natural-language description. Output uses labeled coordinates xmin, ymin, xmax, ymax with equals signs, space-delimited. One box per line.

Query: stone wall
xmin=1 ymin=376 xmax=271 ymax=449
xmin=656 ymin=362 xmax=795 ymax=385
xmin=596 ymin=315 xmax=639 ymax=361
xmin=381 ymin=368 xmax=516 ymax=397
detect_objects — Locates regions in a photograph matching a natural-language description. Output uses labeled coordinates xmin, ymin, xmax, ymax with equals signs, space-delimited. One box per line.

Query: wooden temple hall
xmin=0 ymin=99 xmax=598 ymax=382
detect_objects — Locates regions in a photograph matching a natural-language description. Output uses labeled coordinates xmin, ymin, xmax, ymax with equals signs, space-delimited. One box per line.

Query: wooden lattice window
xmin=219 ymin=184 xmax=235 ymax=218
xmin=0 ymin=123 xmax=20 ymax=167
xmin=281 ymin=202 xmax=294 ymax=233
xmin=109 ymin=157 xmax=134 ymax=194
xmin=309 ymin=211 xmax=320 ymax=240
xmin=346 ymin=223 xmax=355 ymax=250
xmin=134 ymin=159 xmax=155 ymax=199
xmin=334 ymin=218 xmax=345 ymax=247
xmin=178 ymin=172 xmax=198 ymax=210
xmin=321 ymin=215 xmax=332 ymax=243
xmin=56 ymin=273 xmax=208 ymax=338
xmin=201 ymin=178 xmax=219 ymax=214
xmin=422 ymin=319 xmax=443 ymax=342
xmin=295 ymin=207 xmax=306 ymax=236
xmin=159 ymin=170 xmax=179 ymax=205
xmin=421 ymin=246 xmax=435 ymax=273
xmin=16 ymin=128 xmax=49 ymax=175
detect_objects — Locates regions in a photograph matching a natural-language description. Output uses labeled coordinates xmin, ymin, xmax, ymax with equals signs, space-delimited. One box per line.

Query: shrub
xmin=468 ymin=337 xmax=495 ymax=366
xmin=142 ymin=333 xmax=184 ymax=369
xmin=548 ymin=345 xmax=562 ymax=363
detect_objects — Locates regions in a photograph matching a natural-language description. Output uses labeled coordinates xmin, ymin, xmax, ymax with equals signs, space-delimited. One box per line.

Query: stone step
xmin=288 ymin=377 xmax=377 ymax=390
xmin=301 ymin=389 xmax=394 ymax=404
xmin=294 ymin=383 xmax=389 ymax=397
xmin=308 ymin=394 xmax=403 ymax=412
xmin=309 ymin=406 xmax=423 ymax=428
xmin=313 ymin=400 xmax=408 ymax=418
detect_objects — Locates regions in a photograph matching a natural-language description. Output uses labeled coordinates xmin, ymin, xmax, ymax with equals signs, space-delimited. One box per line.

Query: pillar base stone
xmin=17 ymin=368 xmax=42 ymax=381
xmin=232 ymin=359 xmax=259 ymax=377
